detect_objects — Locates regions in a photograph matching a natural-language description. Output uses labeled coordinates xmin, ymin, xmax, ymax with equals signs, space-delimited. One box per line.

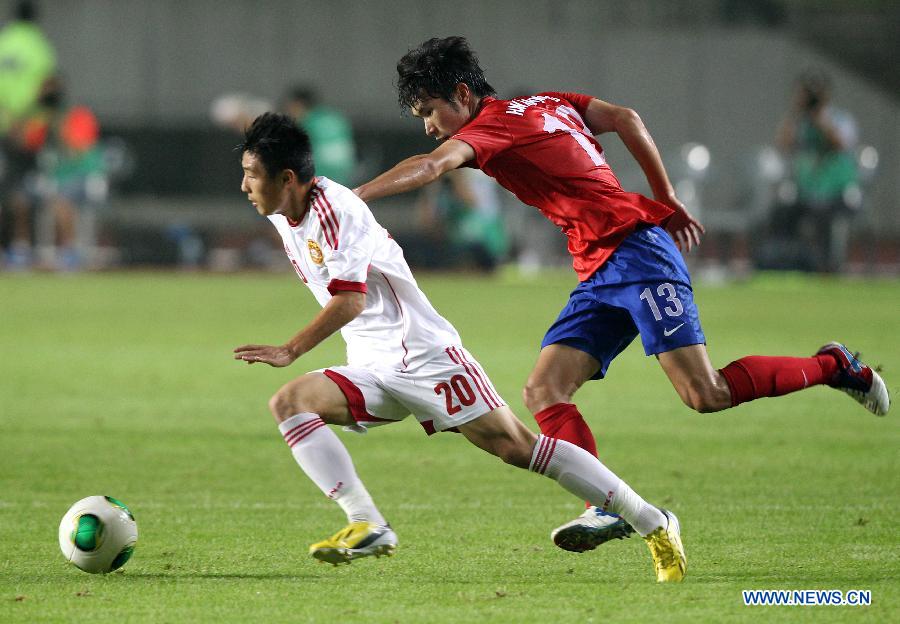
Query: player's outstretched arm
xmin=582 ymin=98 xmax=704 ymax=252
xmin=354 ymin=139 xmax=475 ymax=203
xmin=233 ymin=291 xmax=365 ymax=367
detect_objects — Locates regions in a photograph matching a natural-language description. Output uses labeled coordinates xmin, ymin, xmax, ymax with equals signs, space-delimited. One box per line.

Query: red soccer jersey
xmin=452 ymin=92 xmax=673 ymax=281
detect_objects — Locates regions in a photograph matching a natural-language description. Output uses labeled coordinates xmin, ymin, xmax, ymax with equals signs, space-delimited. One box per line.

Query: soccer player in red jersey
xmin=354 ymin=36 xmax=891 ymax=553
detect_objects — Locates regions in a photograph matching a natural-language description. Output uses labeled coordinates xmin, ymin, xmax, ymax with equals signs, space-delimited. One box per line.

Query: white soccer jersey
xmin=268 ymin=177 xmax=462 ymax=371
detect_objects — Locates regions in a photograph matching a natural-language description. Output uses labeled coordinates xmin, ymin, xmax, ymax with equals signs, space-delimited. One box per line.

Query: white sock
xmin=530 ymin=435 xmax=666 ymax=536
xmin=279 ymin=413 xmax=386 ymax=526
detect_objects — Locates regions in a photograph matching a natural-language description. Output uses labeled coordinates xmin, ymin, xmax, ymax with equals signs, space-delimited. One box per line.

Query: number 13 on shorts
xmin=639 ymin=282 xmax=684 ymax=322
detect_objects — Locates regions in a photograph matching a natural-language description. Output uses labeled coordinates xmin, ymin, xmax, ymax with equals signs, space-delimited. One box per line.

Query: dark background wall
xmin=3 ymin=0 xmax=898 ymax=234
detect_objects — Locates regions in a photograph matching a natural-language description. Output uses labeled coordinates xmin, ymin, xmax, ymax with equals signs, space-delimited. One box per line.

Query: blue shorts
xmin=541 ymin=225 xmax=705 ymax=379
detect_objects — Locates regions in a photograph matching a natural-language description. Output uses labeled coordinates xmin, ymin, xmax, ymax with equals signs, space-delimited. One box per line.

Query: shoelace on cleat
xmin=323 ymin=525 xmax=364 ymax=548
xmin=332 ymin=527 xmax=353 ymax=544
xmin=646 ymin=531 xmax=678 ymax=570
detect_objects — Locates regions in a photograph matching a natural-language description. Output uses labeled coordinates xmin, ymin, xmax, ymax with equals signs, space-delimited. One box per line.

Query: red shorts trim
xmin=323 ymin=369 xmax=461 ymax=436
xmin=322 ymin=369 xmax=391 ymax=424
xmin=420 ymin=420 xmax=461 ymax=436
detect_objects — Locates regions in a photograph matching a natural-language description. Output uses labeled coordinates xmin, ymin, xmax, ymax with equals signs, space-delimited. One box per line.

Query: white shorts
xmin=319 ymin=345 xmax=506 ymax=435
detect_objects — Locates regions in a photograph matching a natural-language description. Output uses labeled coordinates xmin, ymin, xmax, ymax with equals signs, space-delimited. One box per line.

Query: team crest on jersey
xmin=307 ymin=239 xmax=324 ymax=264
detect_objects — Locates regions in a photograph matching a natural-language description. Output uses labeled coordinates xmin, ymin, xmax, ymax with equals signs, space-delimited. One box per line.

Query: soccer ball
xmin=58 ymin=496 xmax=138 ymax=574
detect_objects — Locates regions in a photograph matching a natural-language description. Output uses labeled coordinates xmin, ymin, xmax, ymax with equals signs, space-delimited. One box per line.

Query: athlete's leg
xmin=523 ymin=344 xmax=598 ymax=413
xmin=523 ymin=344 xmax=599 ymax=457
xmin=658 ymin=343 xmax=842 ymax=412
xmin=658 ymin=341 xmax=890 ymax=415
xmin=527 ymin=313 xmax=636 ymax=539
xmin=268 ymin=372 xmax=387 ymax=526
xmin=655 ymin=345 xmax=732 ymax=412
xmin=268 ymin=372 xmax=355 ymax=426
xmin=456 ymin=407 xmax=668 ymax=537
xmin=458 ymin=407 xmax=684 ymax=581
xmin=453 ymin=404 xmax=537 ymax=468
xmin=621 ymin=226 xmax=885 ymax=413
xmin=416 ymin=345 xmax=640 ymax=554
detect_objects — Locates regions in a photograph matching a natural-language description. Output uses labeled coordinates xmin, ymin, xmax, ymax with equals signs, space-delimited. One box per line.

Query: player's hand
xmin=233 ymin=344 xmax=296 ymax=367
xmin=662 ymin=199 xmax=705 ymax=253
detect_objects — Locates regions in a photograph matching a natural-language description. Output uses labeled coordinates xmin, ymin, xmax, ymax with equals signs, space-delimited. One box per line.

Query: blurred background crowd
xmin=1 ymin=0 xmax=898 ymax=277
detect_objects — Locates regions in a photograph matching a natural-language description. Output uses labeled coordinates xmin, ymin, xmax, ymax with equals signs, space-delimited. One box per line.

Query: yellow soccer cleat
xmin=309 ymin=521 xmax=397 ymax=566
xmin=643 ymin=509 xmax=686 ymax=583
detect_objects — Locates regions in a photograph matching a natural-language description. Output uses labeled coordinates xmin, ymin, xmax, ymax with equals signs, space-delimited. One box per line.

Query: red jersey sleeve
xmin=452 ymin=110 xmax=513 ymax=168
xmin=538 ymin=91 xmax=594 ymax=118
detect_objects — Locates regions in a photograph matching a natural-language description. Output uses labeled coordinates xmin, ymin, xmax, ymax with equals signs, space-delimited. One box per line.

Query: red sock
xmin=534 ymin=403 xmax=599 ymax=509
xmin=533 ymin=403 xmax=598 ymax=457
xmin=719 ymin=354 xmax=838 ymax=407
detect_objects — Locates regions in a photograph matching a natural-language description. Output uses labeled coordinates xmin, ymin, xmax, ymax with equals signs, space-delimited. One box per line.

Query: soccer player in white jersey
xmin=232 ymin=113 xmax=685 ymax=581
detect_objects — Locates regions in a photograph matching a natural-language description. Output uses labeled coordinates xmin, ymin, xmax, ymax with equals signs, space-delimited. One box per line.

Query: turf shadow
xmin=127 ymin=572 xmax=318 ymax=580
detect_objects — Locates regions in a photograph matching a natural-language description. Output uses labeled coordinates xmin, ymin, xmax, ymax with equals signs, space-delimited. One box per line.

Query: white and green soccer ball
xmin=58 ymin=495 xmax=138 ymax=574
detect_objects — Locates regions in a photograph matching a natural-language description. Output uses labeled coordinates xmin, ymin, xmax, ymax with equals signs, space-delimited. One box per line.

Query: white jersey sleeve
xmin=269 ymin=177 xmax=462 ymax=371
xmin=311 ymin=188 xmax=376 ymax=291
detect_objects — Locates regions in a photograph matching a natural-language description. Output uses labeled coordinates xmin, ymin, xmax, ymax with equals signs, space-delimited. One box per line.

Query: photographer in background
xmin=774 ymin=70 xmax=860 ymax=273
xmin=414 ymin=168 xmax=508 ymax=272
xmin=0 ymin=0 xmax=56 ymax=268
xmin=5 ymin=76 xmax=105 ymax=270
xmin=283 ymin=86 xmax=356 ymax=186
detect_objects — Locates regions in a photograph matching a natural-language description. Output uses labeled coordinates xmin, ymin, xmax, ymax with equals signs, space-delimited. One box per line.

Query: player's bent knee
xmin=522 ymin=381 xmax=569 ymax=414
xmin=687 ymin=395 xmax=716 ymax=413
xmin=269 ymin=374 xmax=354 ymax=426
xmin=267 ymin=388 xmax=295 ymax=423
xmin=268 ymin=377 xmax=317 ymax=422
xmin=680 ymin=381 xmax=728 ymax=413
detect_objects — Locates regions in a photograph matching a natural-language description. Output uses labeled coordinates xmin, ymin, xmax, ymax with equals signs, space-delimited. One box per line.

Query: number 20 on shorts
xmin=434 ymin=375 xmax=476 ymax=415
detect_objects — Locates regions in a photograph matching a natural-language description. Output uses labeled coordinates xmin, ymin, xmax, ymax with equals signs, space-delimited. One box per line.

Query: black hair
xmin=38 ymin=75 xmax=65 ymax=109
xmin=396 ymin=36 xmax=496 ymax=110
xmin=15 ymin=0 xmax=37 ymax=21
xmin=286 ymin=85 xmax=318 ymax=108
xmin=797 ymin=69 xmax=832 ymax=111
xmin=238 ymin=112 xmax=315 ymax=182
xmin=798 ymin=69 xmax=831 ymax=96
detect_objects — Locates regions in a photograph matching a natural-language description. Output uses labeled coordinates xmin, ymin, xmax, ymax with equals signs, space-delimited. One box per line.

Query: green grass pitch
xmin=1 ymin=270 xmax=898 ymax=622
